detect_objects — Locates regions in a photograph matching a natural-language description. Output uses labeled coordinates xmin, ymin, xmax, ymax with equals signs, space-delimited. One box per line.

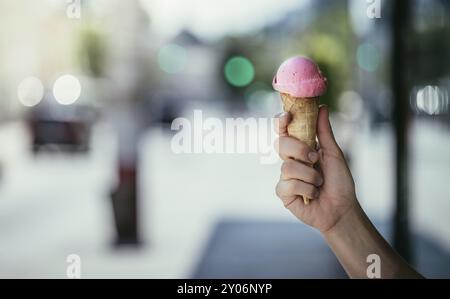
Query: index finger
xmin=273 ymin=112 xmax=291 ymax=137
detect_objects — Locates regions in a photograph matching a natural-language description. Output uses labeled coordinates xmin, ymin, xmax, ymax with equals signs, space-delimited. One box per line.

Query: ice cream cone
xmin=280 ymin=94 xmax=318 ymax=205
xmin=273 ymin=56 xmax=327 ymax=206
xmin=280 ymin=94 xmax=318 ymax=150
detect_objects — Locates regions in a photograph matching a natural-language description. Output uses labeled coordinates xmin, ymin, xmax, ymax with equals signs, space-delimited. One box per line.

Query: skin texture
xmin=275 ymin=105 xmax=356 ymax=233
xmin=274 ymin=106 xmax=422 ymax=279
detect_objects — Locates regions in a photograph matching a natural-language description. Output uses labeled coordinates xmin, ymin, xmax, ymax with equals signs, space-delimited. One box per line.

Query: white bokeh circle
xmin=17 ymin=77 xmax=44 ymax=107
xmin=53 ymin=75 xmax=81 ymax=105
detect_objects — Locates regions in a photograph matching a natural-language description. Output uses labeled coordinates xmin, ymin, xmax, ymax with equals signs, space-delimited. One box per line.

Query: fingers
xmin=317 ymin=105 xmax=342 ymax=156
xmin=276 ymin=179 xmax=319 ymax=200
xmin=275 ymin=136 xmax=319 ymax=164
xmin=274 ymin=111 xmax=320 ymax=164
xmin=281 ymin=160 xmax=323 ymax=187
xmin=273 ymin=112 xmax=291 ymax=137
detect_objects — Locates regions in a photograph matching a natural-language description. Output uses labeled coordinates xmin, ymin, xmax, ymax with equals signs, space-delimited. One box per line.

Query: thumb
xmin=317 ymin=105 xmax=342 ymax=155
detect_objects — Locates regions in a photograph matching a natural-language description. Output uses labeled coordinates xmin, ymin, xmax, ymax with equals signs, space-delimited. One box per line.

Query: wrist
xmin=322 ymin=201 xmax=366 ymax=239
xmin=321 ymin=202 xmax=377 ymax=278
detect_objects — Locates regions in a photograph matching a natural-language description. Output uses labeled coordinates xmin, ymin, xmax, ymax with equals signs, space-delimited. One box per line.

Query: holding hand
xmin=274 ymin=106 xmax=422 ymax=278
xmin=275 ymin=105 xmax=357 ymax=233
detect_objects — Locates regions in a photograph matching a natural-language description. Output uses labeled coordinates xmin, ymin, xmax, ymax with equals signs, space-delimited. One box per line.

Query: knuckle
xmin=280 ymin=160 xmax=293 ymax=176
xmin=277 ymin=137 xmax=287 ymax=153
xmin=285 ymin=181 xmax=296 ymax=195
xmin=274 ymin=138 xmax=280 ymax=153
xmin=275 ymin=181 xmax=282 ymax=197
xmin=306 ymin=184 xmax=317 ymax=198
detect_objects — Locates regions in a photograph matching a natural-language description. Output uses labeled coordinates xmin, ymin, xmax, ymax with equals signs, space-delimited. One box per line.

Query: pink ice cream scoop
xmin=272 ymin=56 xmax=327 ymax=98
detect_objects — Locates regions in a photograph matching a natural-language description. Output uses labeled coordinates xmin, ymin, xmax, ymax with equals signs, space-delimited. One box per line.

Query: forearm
xmin=323 ymin=203 xmax=423 ymax=279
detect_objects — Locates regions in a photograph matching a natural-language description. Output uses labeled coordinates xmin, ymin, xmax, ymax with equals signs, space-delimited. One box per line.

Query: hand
xmin=274 ymin=106 xmax=358 ymax=233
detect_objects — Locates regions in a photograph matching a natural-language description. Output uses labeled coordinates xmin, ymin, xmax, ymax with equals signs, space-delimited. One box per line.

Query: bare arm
xmin=323 ymin=202 xmax=421 ymax=278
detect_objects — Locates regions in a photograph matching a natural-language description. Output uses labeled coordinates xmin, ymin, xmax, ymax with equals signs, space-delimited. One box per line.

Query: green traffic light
xmin=224 ymin=56 xmax=255 ymax=87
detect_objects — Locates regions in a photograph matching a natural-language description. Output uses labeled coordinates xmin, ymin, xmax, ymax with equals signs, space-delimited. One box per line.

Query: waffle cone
xmin=280 ymin=94 xmax=318 ymax=149
xmin=280 ymin=93 xmax=319 ymax=205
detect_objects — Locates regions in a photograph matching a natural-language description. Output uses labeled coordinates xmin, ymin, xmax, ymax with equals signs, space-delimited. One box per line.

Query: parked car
xmin=26 ymin=97 xmax=97 ymax=153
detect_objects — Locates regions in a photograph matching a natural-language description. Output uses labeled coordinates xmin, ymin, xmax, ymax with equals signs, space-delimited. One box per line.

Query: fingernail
xmin=317 ymin=176 xmax=324 ymax=186
xmin=308 ymin=152 xmax=319 ymax=163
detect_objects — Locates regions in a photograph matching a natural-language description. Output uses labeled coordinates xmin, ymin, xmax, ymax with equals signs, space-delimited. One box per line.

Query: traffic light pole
xmin=392 ymin=0 xmax=412 ymax=263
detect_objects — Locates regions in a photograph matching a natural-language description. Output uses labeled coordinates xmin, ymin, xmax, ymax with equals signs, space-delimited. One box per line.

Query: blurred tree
xmin=293 ymin=3 xmax=354 ymax=111
xmin=78 ymin=27 xmax=107 ymax=77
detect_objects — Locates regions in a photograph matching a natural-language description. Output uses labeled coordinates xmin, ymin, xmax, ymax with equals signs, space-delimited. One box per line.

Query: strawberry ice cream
xmin=272 ymin=56 xmax=327 ymax=98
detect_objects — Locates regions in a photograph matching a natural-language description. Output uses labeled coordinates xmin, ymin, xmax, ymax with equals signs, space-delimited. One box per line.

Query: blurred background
xmin=0 ymin=0 xmax=449 ymax=278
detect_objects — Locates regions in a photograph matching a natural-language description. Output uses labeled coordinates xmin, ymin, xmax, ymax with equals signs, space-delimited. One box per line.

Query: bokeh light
xmin=17 ymin=76 xmax=44 ymax=107
xmin=413 ymin=85 xmax=449 ymax=115
xmin=243 ymin=82 xmax=280 ymax=115
xmin=224 ymin=56 xmax=255 ymax=87
xmin=244 ymin=82 xmax=270 ymax=99
xmin=308 ymin=34 xmax=345 ymax=65
xmin=357 ymin=43 xmax=380 ymax=72
xmin=158 ymin=43 xmax=187 ymax=74
xmin=338 ymin=90 xmax=364 ymax=121
xmin=53 ymin=74 xmax=82 ymax=105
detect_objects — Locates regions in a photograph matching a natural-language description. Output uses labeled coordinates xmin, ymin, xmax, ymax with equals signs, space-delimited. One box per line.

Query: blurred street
xmin=1 ymin=114 xmax=449 ymax=278
xmin=1 ymin=0 xmax=450 ymax=279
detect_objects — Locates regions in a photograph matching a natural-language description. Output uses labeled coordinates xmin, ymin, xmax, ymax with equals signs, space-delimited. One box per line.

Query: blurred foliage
xmin=292 ymin=4 xmax=353 ymax=111
xmin=219 ymin=2 xmax=354 ymax=112
xmin=78 ymin=26 xmax=107 ymax=77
